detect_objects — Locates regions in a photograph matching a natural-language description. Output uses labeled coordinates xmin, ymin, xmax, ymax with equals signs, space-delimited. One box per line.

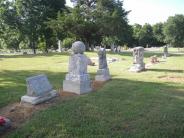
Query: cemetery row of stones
xmin=0 ymin=41 xmax=169 ymax=133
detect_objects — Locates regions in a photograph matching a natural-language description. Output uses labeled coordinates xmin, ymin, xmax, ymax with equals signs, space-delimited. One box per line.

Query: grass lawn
xmin=1 ymin=51 xmax=184 ymax=137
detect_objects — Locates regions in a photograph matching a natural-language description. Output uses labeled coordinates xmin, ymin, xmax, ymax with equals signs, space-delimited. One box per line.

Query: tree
xmin=164 ymin=14 xmax=184 ymax=47
xmin=54 ymin=0 xmax=131 ymax=49
xmin=132 ymin=24 xmax=142 ymax=46
xmin=15 ymin=0 xmax=66 ymax=54
xmin=153 ymin=23 xmax=165 ymax=46
xmin=95 ymin=0 xmax=131 ymax=46
xmin=0 ymin=0 xmax=23 ymax=50
xmin=138 ymin=24 xmax=156 ymax=47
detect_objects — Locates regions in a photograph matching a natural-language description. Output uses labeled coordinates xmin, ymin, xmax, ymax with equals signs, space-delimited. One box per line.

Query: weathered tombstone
xmin=0 ymin=116 xmax=11 ymax=133
xmin=163 ymin=45 xmax=169 ymax=58
xmin=57 ymin=40 xmax=62 ymax=52
xmin=129 ymin=47 xmax=145 ymax=72
xmin=21 ymin=74 xmax=57 ymax=105
xmin=95 ymin=47 xmax=111 ymax=81
xmin=63 ymin=41 xmax=92 ymax=94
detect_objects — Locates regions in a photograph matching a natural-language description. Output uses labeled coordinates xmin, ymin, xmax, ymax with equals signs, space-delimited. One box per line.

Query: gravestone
xmin=163 ymin=45 xmax=169 ymax=58
xmin=63 ymin=41 xmax=92 ymax=94
xmin=0 ymin=116 xmax=11 ymax=133
xmin=95 ymin=47 xmax=111 ymax=81
xmin=21 ymin=74 xmax=57 ymax=105
xmin=129 ymin=47 xmax=145 ymax=72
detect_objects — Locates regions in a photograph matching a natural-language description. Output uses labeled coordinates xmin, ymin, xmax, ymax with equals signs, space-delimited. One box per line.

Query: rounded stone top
xmin=72 ymin=41 xmax=86 ymax=54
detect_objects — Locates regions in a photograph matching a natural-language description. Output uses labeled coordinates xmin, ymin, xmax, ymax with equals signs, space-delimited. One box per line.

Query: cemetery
xmin=0 ymin=0 xmax=184 ymax=138
xmin=1 ymin=43 xmax=184 ymax=137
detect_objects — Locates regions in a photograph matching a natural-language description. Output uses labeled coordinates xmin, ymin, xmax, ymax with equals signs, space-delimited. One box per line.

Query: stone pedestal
xmin=95 ymin=68 xmax=111 ymax=81
xmin=63 ymin=74 xmax=92 ymax=95
xmin=21 ymin=74 xmax=57 ymax=105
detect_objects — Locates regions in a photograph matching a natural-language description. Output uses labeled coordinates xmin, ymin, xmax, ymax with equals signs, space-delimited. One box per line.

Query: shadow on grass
xmin=148 ymin=68 xmax=184 ymax=73
xmin=107 ymin=51 xmax=184 ymax=58
xmin=0 ymin=70 xmax=67 ymax=108
xmin=6 ymin=75 xmax=184 ymax=138
xmin=0 ymin=69 xmax=107 ymax=108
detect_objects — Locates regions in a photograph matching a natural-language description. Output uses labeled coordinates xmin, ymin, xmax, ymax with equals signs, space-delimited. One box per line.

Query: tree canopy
xmin=0 ymin=0 xmax=184 ymax=53
xmin=164 ymin=14 xmax=184 ymax=47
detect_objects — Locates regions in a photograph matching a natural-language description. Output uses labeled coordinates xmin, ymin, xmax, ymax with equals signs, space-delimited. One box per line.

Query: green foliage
xmin=38 ymin=38 xmax=46 ymax=52
xmin=0 ymin=0 xmax=66 ymax=53
xmin=153 ymin=23 xmax=165 ymax=45
xmin=139 ymin=24 xmax=155 ymax=47
xmin=102 ymin=36 xmax=118 ymax=47
xmin=47 ymin=0 xmax=131 ymax=49
xmin=62 ymin=37 xmax=76 ymax=48
xmin=164 ymin=14 xmax=184 ymax=47
xmin=132 ymin=23 xmax=163 ymax=47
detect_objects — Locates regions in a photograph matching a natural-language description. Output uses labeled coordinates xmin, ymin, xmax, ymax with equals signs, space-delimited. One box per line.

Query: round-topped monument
xmin=63 ymin=41 xmax=92 ymax=95
xmin=72 ymin=41 xmax=86 ymax=54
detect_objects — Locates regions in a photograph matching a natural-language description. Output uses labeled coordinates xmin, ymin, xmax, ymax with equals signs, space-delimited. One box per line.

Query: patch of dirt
xmin=92 ymin=80 xmax=107 ymax=91
xmin=0 ymin=81 xmax=106 ymax=137
xmin=158 ymin=76 xmax=184 ymax=82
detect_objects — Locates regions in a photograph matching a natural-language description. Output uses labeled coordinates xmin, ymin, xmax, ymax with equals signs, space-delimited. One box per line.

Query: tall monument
xmin=63 ymin=41 xmax=92 ymax=94
xmin=95 ymin=47 xmax=111 ymax=81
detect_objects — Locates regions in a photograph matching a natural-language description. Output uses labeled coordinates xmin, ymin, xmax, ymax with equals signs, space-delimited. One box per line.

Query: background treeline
xmin=0 ymin=0 xmax=184 ymax=54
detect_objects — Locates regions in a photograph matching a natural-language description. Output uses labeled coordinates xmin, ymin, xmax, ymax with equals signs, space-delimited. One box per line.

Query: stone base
xmin=63 ymin=80 xmax=92 ymax=95
xmin=163 ymin=54 xmax=169 ymax=58
xmin=21 ymin=90 xmax=58 ymax=105
xmin=129 ymin=63 xmax=145 ymax=72
xmin=95 ymin=68 xmax=111 ymax=81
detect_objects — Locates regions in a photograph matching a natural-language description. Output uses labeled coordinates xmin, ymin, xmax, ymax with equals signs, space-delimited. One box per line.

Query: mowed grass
xmin=1 ymin=51 xmax=184 ymax=137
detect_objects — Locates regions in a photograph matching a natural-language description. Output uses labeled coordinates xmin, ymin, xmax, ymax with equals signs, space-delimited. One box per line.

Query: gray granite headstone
xmin=129 ymin=47 xmax=145 ymax=72
xmin=163 ymin=45 xmax=169 ymax=58
xmin=95 ymin=47 xmax=111 ymax=81
xmin=21 ymin=74 xmax=57 ymax=105
xmin=63 ymin=41 xmax=92 ymax=94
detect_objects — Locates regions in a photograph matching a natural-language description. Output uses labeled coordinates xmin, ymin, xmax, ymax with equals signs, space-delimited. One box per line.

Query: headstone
xmin=57 ymin=40 xmax=62 ymax=52
xmin=163 ymin=45 xmax=169 ymax=58
xmin=0 ymin=116 xmax=11 ymax=133
xmin=129 ymin=47 xmax=145 ymax=72
xmin=63 ymin=41 xmax=92 ymax=94
xmin=95 ymin=47 xmax=111 ymax=81
xmin=21 ymin=74 xmax=57 ymax=105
